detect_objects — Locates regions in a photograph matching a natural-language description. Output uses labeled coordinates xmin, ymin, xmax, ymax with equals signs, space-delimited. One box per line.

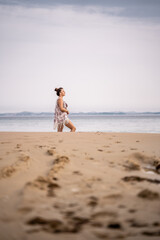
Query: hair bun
xmin=55 ymin=88 xmax=58 ymax=91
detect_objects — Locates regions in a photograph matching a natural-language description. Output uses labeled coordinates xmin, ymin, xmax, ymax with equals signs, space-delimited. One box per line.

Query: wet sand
xmin=0 ymin=132 xmax=160 ymax=240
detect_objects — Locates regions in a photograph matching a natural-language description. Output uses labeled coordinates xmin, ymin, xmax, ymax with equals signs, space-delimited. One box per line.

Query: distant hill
xmin=0 ymin=111 xmax=160 ymax=117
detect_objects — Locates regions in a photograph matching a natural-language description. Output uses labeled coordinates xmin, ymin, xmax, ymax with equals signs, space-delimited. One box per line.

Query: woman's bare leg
xmin=57 ymin=124 xmax=64 ymax=132
xmin=65 ymin=120 xmax=76 ymax=132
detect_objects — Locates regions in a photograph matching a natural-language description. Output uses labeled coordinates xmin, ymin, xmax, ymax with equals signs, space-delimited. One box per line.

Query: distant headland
xmin=0 ymin=111 xmax=160 ymax=117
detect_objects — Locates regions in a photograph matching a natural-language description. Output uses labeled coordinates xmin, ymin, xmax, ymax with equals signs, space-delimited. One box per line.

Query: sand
xmin=0 ymin=131 xmax=160 ymax=240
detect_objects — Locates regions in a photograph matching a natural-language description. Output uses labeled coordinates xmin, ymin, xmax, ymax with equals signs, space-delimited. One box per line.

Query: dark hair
xmin=54 ymin=87 xmax=63 ymax=96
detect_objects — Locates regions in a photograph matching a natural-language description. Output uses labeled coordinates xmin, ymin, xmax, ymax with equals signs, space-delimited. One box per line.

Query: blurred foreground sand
xmin=0 ymin=132 xmax=160 ymax=240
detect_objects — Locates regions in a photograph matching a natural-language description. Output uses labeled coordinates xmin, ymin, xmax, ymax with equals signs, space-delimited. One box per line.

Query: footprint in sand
xmin=87 ymin=196 xmax=99 ymax=207
xmin=19 ymin=155 xmax=30 ymax=162
xmin=122 ymin=176 xmax=160 ymax=184
xmin=156 ymin=163 xmax=160 ymax=173
xmin=142 ymin=230 xmax=160 ymax=236
xmin=152 ymin=222 xmax=160 ymax=227
xmin=38 ymin=145 xmax=46 ymax=148
xmin=115 ymin=141 xmax=121 ymax=144
xmin=128 ymin=152 xmax=160 ymax=174
xmin=0 ymin=154 xmax=31 ymax=179
xmin=25 ymin=176 xmax=60 ymax=197
xmin=0 ymin=165 xmax=17 ymax=179
xmin=97 ymin=149 xmax=103 ymax=152
xmin=47 ymin=149 xmax=55 ymax=156
xmin=107 ymin=222 xmax=122 ymax=229
xmin=26 ymin=214 xmax=89 ymax=233
xmin=130 ymin=148 xmax=138 ymax=150
xmin=48 ymin=156 xmax=69 ymax=176
xmin=26 ymin=217 xmax=66 ymax=233
xmin=128 ymin=209 xmax=137 ymax=213
xmin=53 ymin=177 xmax=58 ymax=181
xmin=137 ymin=189 xmax=159 ymax=200
xmin=121 ymin=149 xmax=126 ymax=152
xmin=122 ymin=160 xmax=140 ymax=171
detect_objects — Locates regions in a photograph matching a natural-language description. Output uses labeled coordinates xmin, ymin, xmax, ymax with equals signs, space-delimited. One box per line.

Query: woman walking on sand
xmin=54 ymin=87 xmax=76 ymax=132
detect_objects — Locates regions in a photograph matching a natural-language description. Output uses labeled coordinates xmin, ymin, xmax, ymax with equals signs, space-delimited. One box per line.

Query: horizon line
xmin=0 ymin=110 xmax=160 ymax=114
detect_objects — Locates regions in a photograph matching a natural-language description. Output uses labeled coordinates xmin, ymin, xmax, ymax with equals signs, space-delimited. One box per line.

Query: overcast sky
xmin=0 ymin=0 xmax=160 ymax=113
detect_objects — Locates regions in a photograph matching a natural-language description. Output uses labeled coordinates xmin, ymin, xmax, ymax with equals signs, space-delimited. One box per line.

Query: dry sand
xmin=0 ymin=131 xmax=160 ymax=240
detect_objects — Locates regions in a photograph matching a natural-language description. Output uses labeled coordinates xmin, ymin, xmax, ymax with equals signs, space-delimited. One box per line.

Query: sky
xmin=0 ymin=0 xmax=160 ymax=113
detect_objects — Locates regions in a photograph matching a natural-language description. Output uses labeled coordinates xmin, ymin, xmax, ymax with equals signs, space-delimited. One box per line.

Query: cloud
xmin=0 ymin=0 xmax=160 ymax=19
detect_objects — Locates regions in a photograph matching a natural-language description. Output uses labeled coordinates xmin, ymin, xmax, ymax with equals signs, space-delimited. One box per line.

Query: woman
xmin=54 ymin=87 xmax=76 ymax=132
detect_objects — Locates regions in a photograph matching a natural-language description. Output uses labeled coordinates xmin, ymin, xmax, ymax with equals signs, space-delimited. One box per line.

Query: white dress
xmin=53 ymin=98 xmax=69 ymax=130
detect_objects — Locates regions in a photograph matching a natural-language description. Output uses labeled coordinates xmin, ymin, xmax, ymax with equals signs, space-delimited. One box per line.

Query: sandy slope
xmin=0 ymin=132 xmax=160 ymax=240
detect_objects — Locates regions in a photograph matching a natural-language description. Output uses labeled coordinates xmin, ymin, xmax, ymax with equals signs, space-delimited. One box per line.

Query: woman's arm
xmin=58 ymin=98 xmax=68 ymax=113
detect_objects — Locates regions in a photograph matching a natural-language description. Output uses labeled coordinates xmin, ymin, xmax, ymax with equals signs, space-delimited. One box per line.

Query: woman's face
xmin=60 ymin=89 xmax=65 ymax=96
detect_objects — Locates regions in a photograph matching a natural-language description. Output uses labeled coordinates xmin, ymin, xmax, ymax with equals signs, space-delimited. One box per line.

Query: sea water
xmin=0 ymin=114 xmax=160 ymax=133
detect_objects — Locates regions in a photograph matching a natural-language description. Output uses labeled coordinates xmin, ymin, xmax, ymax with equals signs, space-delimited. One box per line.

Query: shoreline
xmin=0 ymin=131 xmax=160 ymax=134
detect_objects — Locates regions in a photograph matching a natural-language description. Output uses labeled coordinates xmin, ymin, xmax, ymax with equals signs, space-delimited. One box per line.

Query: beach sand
xmin=0 ymin=131 xmax=160 ymax=240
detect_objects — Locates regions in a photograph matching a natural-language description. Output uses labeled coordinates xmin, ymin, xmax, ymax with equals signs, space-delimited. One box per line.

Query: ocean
xmin=0 ymin=113 xmax=160 ymax=133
